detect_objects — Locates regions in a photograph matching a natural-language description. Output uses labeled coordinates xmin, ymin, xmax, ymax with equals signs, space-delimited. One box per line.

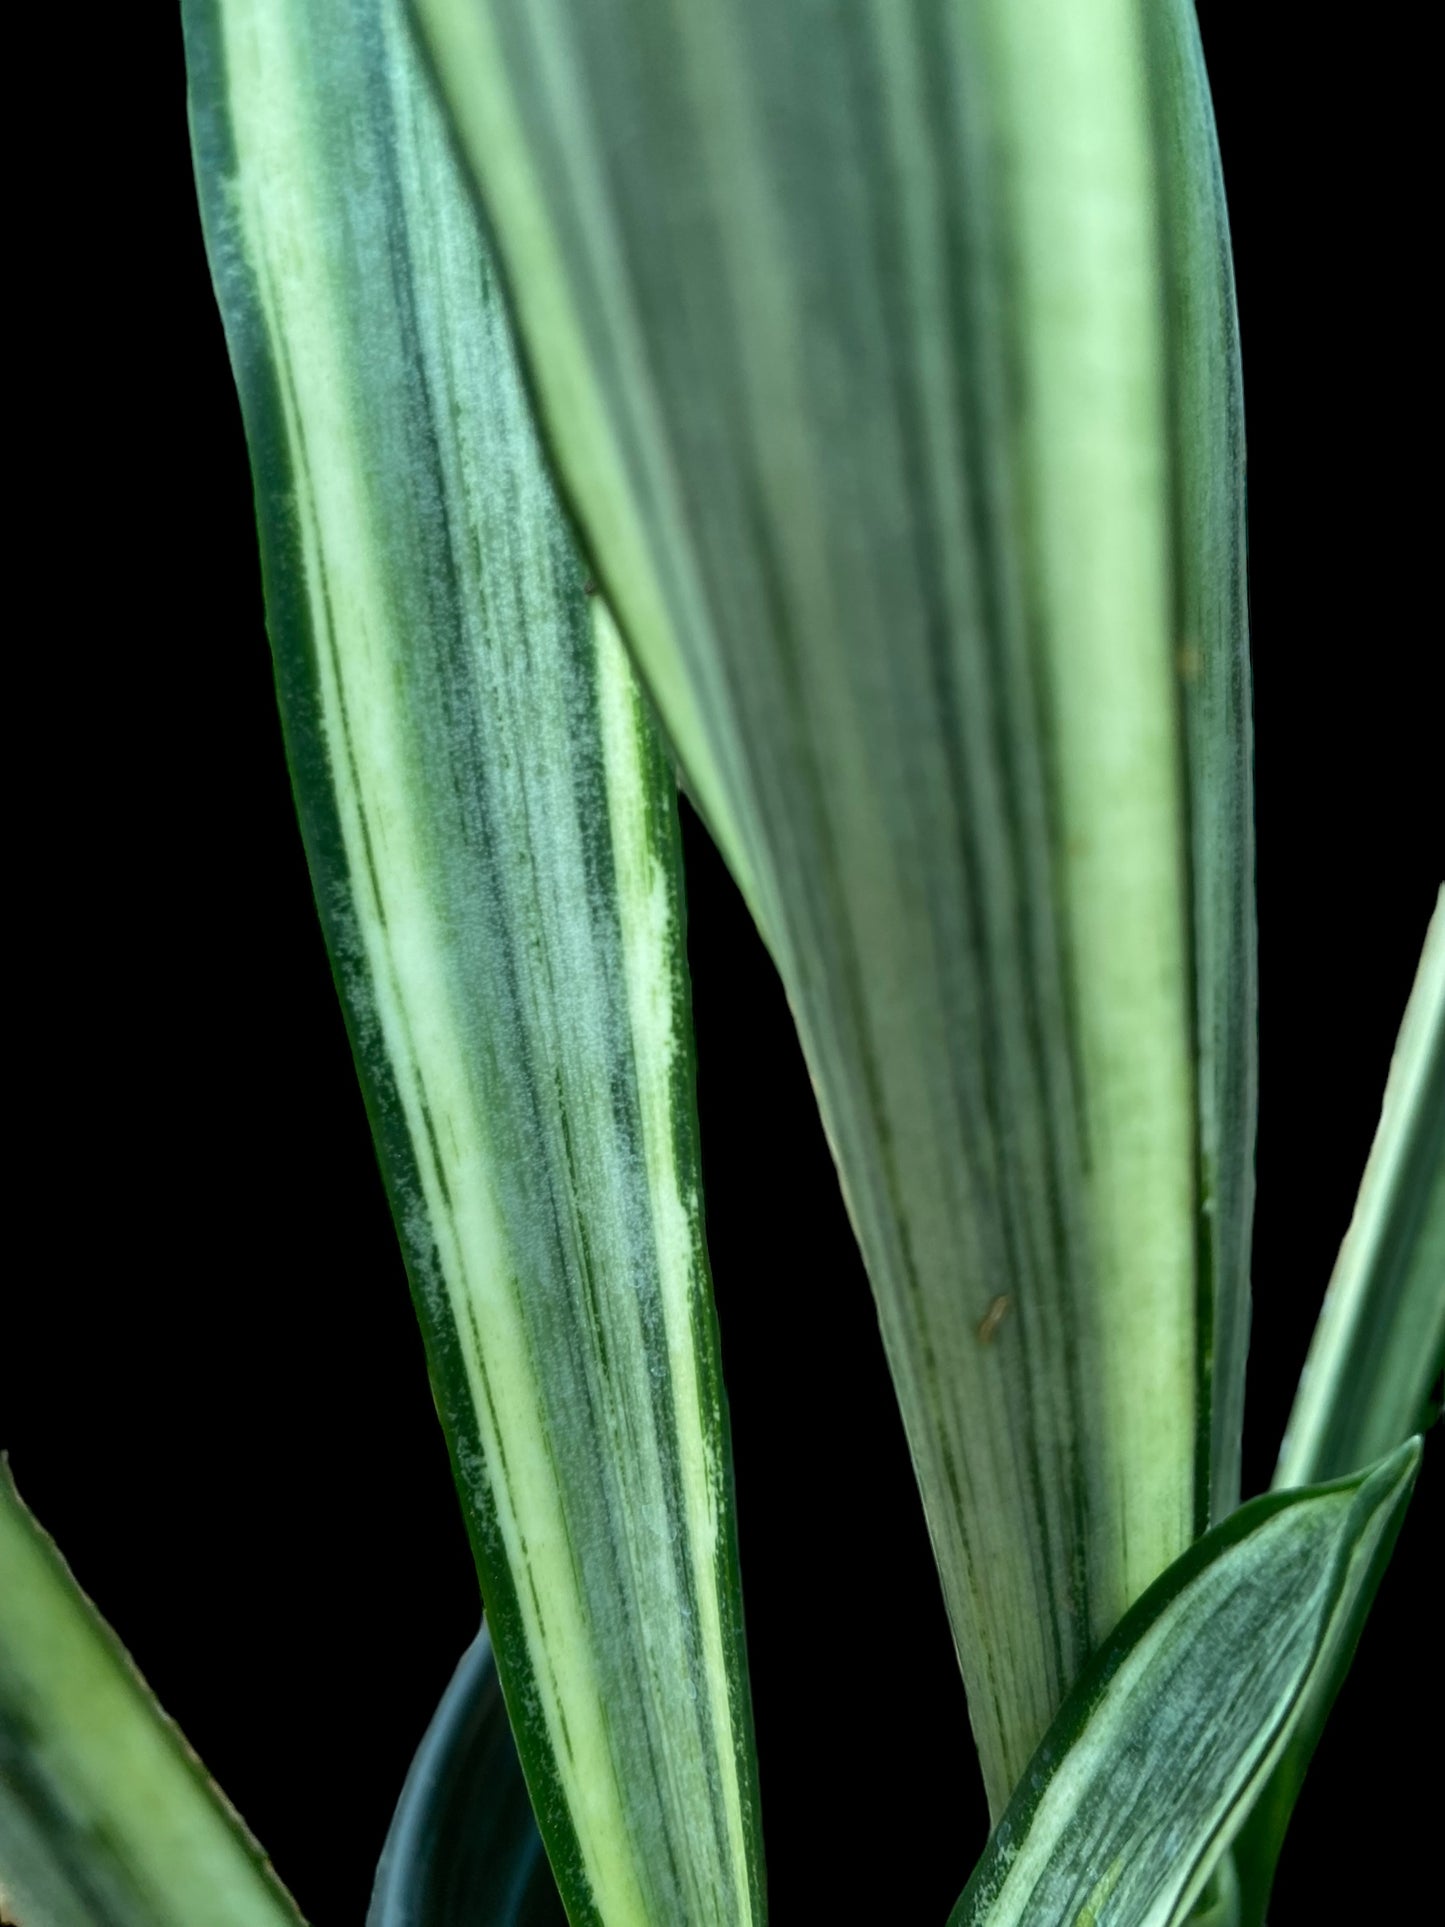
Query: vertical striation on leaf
xmin=415 ymin=0 xmax=1256 ymax=1813
xmin=183 ymin=3 xmax=764 ymax=1920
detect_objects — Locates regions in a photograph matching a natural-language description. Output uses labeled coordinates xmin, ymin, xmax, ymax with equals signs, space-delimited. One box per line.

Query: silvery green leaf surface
xmin=414 ymin=0 xmax=1254 ymax=1811
xmin=0 ymin=1465 xmax=303 ymax=1927
xmin=183 ymin=5 xmax=763 ymax=1923
xmin=948 ymin=1441 xmax=1419 ymax=1927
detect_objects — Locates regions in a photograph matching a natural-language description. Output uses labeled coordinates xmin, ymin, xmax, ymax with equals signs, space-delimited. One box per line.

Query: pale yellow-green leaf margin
xmin=0 ymin=1463 xmax=304 ymax=1927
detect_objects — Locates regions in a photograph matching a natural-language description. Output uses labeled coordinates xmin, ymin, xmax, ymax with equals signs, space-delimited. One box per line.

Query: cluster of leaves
xmin=2 ymin=3 xmax=1440 ymax=1925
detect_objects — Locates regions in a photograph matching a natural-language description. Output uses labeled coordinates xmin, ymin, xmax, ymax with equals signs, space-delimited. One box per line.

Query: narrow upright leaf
xmin=1276 ymin=887 xmax=1445 ymax=1489
xmin=0 ymin=1464 xmax=303 ymax=1927
xmin=948 ymin=1441 xmax=1420 ymax=1927
xmin=415 ymin=0 xmax=1254 ymax=1809
xmin=1149 ymin=0 xmax=1258 ymax=1525
xmin=1231 ymin=887 xmax=1443 ymax=1923
xmin=183 ymin=6 xmax=763 ymax=1923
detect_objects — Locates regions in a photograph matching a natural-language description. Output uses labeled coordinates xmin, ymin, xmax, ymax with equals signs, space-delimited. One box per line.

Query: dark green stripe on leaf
xmin=183 ymin=4 xmax=763 ymax=1920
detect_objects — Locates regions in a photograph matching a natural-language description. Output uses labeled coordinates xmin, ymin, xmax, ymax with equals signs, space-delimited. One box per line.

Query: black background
xmin=6 ymin=6 xmax=1439 ymax=1922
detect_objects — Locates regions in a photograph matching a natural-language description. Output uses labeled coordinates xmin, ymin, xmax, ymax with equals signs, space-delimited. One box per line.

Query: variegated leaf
xmin=413 ymin=0 xmax=1255 ymax=1812
xmin=949 ymin=1441 xmax=1419 ymax=1927
xmin=0 ymin=1463 xmax=303 ymax=1927
xmin=1276 ymin=886 xmax=1444 ymax=1490
xmin=183 ymin=5 xmax=763 ymax=1922
xmin=1232 ymin=886 xmax=1444 ymax=1922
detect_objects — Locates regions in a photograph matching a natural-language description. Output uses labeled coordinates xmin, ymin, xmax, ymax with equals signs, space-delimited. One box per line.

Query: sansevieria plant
xmin=2 ymin=2 xmax=1440 ymax=1924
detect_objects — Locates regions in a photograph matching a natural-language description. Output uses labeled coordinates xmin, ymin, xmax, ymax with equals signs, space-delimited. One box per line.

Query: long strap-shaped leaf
xmin=1275 ymin=886 xmax=1444 ymax=1489
xmin=947 ymin=1440 xmax=1420 ymax=1927
xmin=0 ymin=1464 xmax=303 ymax=1927
xmin=1149 ymin=0 xmax=1258 ymax=1527
xmin=183 ymin=7 xmax=763 ymax=1924
xmin=1228 ymin=888 xmax=1444 ymax=1922
xmin=414 ymin=0 xmax=1254 ymax=1810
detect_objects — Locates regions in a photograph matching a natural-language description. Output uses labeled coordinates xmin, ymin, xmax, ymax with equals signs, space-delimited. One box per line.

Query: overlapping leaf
xmin=1149 ymin=0 xmax=1258 ymax=1526
xmin=183 ymin=5 xmax=763 ymax=1922
xmin=415 ymin=0 xmax=1254 ymax=1810
xmin=0 ymin=1464 xmax=303 ymax=1927
xmin=1275 ymin=887 xmax=1444 ymax=1491
xmin=949 ymin=1441 xmax=1419 ymax=1927
xmin=1231 ymin=888 xmax=1444 ymax=1922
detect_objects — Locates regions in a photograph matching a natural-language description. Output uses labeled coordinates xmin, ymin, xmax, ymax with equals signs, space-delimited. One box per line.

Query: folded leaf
xmin=369 ymin=1626 xmax=564 ymax=1927
xmin=183 ymin=6 xmax=763 ymax=1923
xmin=414 ymin=0 xmax=1254 ymax=1810
xmin=1275 ymin=886 xmax=1444 ymax=1489
xmin=947 ymin=1440 xmax=1420 ymax=1927
xmin=0 ymin=1463 xmax=303 ymax=1927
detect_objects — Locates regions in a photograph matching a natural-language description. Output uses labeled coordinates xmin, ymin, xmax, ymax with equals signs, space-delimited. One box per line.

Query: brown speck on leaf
xmin=976 ymin=1295 xmax=1010 ymax=1345
xmin=1176 ymin=642 xmax=1202 ymax=684
xmin=583 ymin=577 xmax=598 ymax=597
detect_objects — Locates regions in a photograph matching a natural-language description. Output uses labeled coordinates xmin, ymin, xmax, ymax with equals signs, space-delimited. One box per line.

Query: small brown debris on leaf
xmin=976 ymin=1295 xmax=1010 ymax=1345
